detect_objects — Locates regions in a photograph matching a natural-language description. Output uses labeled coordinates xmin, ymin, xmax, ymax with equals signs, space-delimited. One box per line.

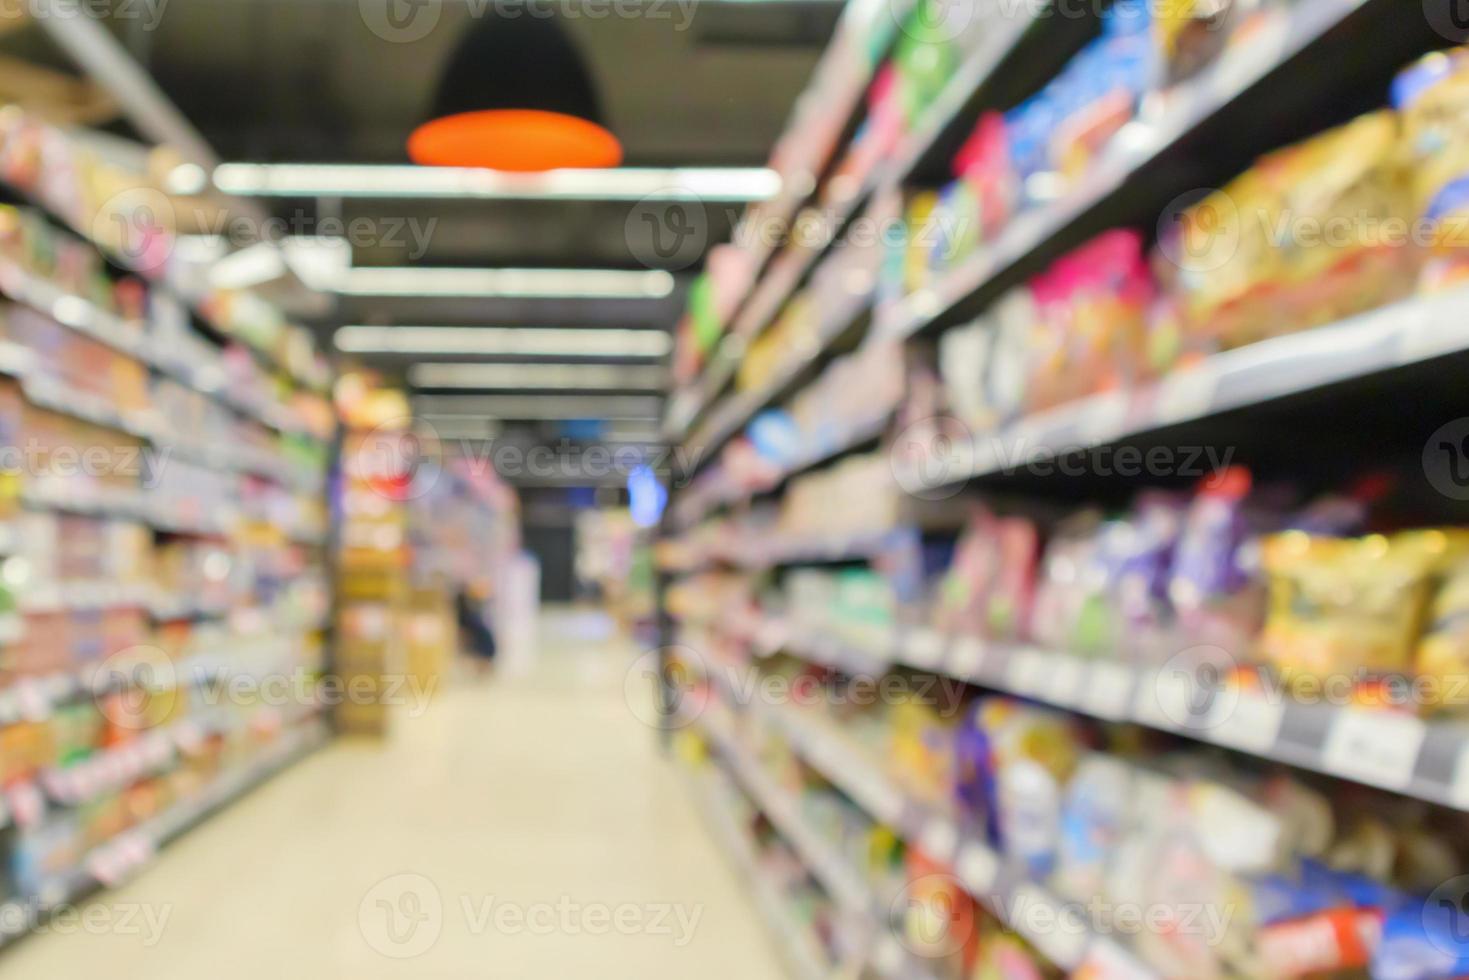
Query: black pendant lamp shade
xmin=407 ymin=16 xmax=621 ymax=171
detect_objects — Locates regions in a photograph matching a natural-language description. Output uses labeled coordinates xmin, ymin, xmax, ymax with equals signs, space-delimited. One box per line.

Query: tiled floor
xmin=4 ymin=607 xmax=782 ymax=979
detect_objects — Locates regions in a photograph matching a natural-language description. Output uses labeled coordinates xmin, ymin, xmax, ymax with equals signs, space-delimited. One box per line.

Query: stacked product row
xmin=0 ymin=121 xmax=335 ymax=938
xmin=660 ymin=2 xmax=1469 ymax=978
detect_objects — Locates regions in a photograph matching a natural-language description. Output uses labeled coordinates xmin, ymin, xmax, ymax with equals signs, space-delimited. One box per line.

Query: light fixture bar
xmin=213 ymin=163 xmax=781 ymax=202
xmin=410 ymin=362 xmax=667 ymax=391
xmin=337 ymin=267 xmax=674 ymax=299
xmin=415 ymin=395 xmax=662 ymax=420
xmin=334 ymin=325 xmax=671 ymax=358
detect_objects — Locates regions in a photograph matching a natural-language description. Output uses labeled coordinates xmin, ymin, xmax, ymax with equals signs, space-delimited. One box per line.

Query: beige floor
xmin=3 ymin=607 xmax=783 ymax=979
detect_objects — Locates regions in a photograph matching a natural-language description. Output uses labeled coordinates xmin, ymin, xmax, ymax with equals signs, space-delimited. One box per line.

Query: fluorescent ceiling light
xmin=410 ymin=362 xmax=666 ymax=391
xmin=207 ymin=242 xmax=286 ymax=289
xmin=165 ymin=162 xmax=210 ymax=196
xmin=334 ymin=325 xmax=670 ymax=358
xmin=213 ymin=163 xmax=781 ymax=202
xmin=337 ymin=267 xmax=674 ymax=299
xmin=416 ymin=395 xmax=661 ymax=420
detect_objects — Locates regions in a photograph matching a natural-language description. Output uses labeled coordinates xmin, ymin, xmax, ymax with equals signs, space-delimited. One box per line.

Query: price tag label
xmin=956 ymin=842 xmax=999 ymax=895
xmin=1322 ymin=710 xmax=1426 ymax=791
xmin=1009 ymin=884 xmax=1088 ymax=968
xmin=6 ymin=783 xmax=43 ymax=829
xmin=905 ymin=628 xmax=945 ymax=670
xmin=1154 ymin=365 xmax=1220 ymax=425
xmin=872 ymin=936 xmax=904 ymax=976
xmin=1135 ymin=666 xmax=1202 ymax=732
xmin=15 ymin=680 xmax=49 ymax=723
xmin=1046 ymin=653 xmax=1084 ymax=707
xmin=946 ymin=637 xmax=986 ymax=680
xmin=1399 ymin=298 xmax=1467 ymax=364
xmin=859 ymin=774 xmax=906 ymax=826
xmin=1081 ymin=937 xmax=1157 ymax=980
xmin=1082 ymin=661 xmax=1134 ymax=721
xmin=919 ymin=818 xmax=958 ymax=862
xmin=1078 ymin=390 xmax=1130 ymax=445
xmin=1206 ymin=687 xmax=1285 ymax=754
xmin=1452 ymin=741 xmax=1469 ymax=811
xmin=1006 ymin=648 xmax=1047 ymax=696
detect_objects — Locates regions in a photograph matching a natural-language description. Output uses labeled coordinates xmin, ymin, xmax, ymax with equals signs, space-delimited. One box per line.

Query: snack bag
xmin=1167 ymin=467 xmax=1272 ymax=657
xmin=959 ymin=698 xmax=1080 ymax=879
xmin=952 ymin=111 xmax=1016 ymax=244
xmin=1025 ymin=230 xmax=1154 ymax=412
xmin=1259 ymin=530 xmax=1469 ymax=688
xmin=1395 ymin=47 xmax=1469 ymax=291
xmin=1153 ymin=0 xmax=1239 ymax=84
xmin=903 ymin=848 xmax=980 ymax=975
xmin=1416 ymin=557 xmax=1469 ymax=713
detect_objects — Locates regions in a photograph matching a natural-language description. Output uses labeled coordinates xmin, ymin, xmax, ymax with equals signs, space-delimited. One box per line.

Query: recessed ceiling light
xmin=334 ymin=325 xmax=671 ymax=358
xmin=409 ymin=362 xmax=666 ymax=391
xmin=336 ymin=267 xmax=674 ymax=299
xmin=212 ymin=163 xmax=781 ymax=202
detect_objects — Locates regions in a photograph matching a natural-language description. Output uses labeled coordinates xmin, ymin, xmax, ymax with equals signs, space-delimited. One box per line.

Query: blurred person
xmin=456 ymin=580 xmax=497 ymax=677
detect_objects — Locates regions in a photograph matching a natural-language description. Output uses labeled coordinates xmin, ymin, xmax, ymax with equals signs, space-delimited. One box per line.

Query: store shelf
xmin=695 ymin=708 xmax=949 ymax=980
xmin=671 ymin=9 xmax=1043 ymax=450
xmin=20 ymin=484 xmax=233 ymax=537
xmin=674 ymin=410 xmax=893 ymax=530
xmin=873 ymin=0 xmax=1368 ymax=342
xmin=894 ymin=287 xmax=1469 ymax=493
xmin=681 ymin=767 xmax=834 ymax=980
xmin=0 ymin=722 xmax=327 ymax=947
xmin=695 ymin=652 xmax=1160 ymax=980
xmin=665 ymin=526 xmax=909 ymax=575
xmin=0 ymin=250 xmax=325 ymax=445
xmin=766 ymin=704 xmax=1158 ymax=978
xmin=763 ymin=613 xmax=1469 ymax=814
xmin=683 ymin=284 xmax=873 ymax=476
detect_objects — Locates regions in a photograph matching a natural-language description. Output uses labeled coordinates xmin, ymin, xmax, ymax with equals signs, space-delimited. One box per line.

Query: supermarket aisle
xmin=4 ymin=608 xmax=783 ymax=979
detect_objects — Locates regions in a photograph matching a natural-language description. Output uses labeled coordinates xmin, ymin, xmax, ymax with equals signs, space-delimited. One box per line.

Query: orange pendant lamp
xmin=408 ymin=17 xmax=621 ymax=172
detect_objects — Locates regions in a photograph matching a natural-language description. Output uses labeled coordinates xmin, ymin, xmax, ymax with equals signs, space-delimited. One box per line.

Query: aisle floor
xmin=3 ymin=607 xmax=784 ymax=979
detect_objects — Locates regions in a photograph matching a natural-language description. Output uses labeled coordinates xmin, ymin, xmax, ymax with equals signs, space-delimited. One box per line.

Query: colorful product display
xmin=0 ymin=181 xmax=334 ymax=924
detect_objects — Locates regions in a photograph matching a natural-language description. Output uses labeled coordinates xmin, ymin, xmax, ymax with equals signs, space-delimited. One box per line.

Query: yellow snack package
xmin=1258 ymin=530 xmax=1469 ymax=686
